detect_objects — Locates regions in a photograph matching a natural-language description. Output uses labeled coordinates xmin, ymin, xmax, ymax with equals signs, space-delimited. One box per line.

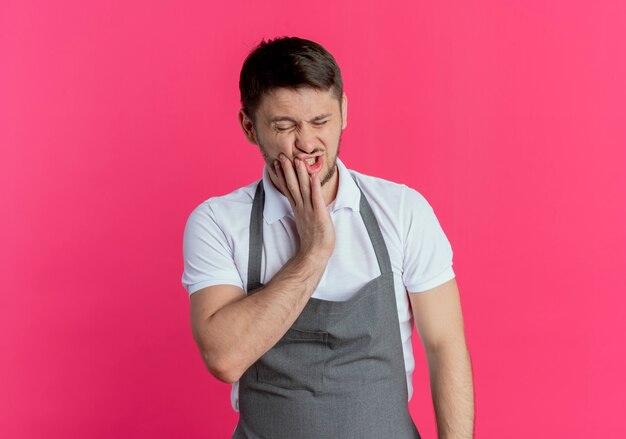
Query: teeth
xmin=306 ymin=157 xmax=316 ymax=165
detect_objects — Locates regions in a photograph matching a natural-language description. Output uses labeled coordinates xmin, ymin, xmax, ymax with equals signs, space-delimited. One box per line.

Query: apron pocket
xmin=255 ymin=327 xmax=328 ymax=392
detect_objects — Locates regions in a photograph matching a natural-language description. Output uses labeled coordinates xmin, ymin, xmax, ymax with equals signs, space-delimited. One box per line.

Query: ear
xmin=340 ymin=93 xmax=348 ymax=130
xmin=238 ymin=109 xmax=258 ymax=145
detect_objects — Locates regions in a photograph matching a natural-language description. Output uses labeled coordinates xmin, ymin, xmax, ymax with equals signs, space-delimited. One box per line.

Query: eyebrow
xmin=269 ymin=113 xmax=333 ymax=124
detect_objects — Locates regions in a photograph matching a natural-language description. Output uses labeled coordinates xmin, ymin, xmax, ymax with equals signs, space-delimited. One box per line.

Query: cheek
xmin=261 ymin=139 xmax=293 ymax=160
xmin=321 ymin=126 xmax=341 ymax=143
xmin=259 ymin=132 xmax=287 ymax=150
xmin=275 ymin=134 xmax=301 ymax=151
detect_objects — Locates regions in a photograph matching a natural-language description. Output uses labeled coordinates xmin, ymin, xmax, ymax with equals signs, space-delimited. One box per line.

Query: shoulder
xmin=348 ymin=168 xmax=404 ymax=201
xmin=346 ymin=168 xmax=431 ymax=215
xmin=184 ymin=179 xmax=260 ymax=234
xmin=187 ymin=180 xmax=259 ymax=219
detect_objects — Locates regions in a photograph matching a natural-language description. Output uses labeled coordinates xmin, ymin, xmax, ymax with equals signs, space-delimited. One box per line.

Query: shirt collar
xmin=261 ymin=157 xmax=361 ymax=224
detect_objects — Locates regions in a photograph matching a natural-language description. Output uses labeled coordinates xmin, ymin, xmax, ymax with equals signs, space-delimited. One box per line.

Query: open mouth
xmin=303 ymin=155 xmax=323 ymax=173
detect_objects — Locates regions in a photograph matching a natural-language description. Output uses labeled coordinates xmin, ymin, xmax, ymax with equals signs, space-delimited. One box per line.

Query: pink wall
xmin=2 ymin=1 xmax=625 ymax=437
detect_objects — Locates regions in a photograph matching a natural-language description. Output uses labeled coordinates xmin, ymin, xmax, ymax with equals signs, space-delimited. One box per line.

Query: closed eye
xmin=274 ymin=124 xmax=295 ymax=132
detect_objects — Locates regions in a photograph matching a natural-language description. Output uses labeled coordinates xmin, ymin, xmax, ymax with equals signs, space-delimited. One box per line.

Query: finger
xmin=294 ymin=158 xmax=311 ymax=209
xmin=273 ymin=160 xmax=296 ymax=207
xmin=279 ymin=154 xmax=303 ymax=207
xmin=310 ymin=171 xmax=326 ymax=212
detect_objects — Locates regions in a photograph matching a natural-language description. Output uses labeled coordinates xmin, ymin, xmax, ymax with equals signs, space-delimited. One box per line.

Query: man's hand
xmin=272 ymin=153 xmax=336 ymax=260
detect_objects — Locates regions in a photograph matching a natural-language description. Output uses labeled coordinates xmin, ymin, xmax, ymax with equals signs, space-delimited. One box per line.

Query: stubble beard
xmin=320 ymin=135 xmax=341 ymax=187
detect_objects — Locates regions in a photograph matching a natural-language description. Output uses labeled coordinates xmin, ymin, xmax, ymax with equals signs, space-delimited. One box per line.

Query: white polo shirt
xmin=182 ymin=157 xmax=455 ymax=412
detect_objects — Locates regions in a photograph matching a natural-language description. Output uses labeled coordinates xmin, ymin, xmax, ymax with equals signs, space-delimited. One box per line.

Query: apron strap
xmin=246 ymin=180 xmax=265 ymax=293
xmin=355 ymin=180 xmax=393 ymax=276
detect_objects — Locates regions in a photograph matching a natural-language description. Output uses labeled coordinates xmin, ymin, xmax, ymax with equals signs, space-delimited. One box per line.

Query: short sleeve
xmin=401 ymin=185 xmax=455 ymax=293
xmin=181 ymin=201 xmax=244 ymax=296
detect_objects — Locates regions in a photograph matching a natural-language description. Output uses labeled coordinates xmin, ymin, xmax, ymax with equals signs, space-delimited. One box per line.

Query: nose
xmin=294 ymin=125 xmax=317 ymax=154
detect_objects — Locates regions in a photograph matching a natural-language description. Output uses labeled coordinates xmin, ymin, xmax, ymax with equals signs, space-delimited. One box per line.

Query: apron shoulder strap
xmin=247 ymin=180 xmax=265 ymax=293
xmin=354 ymin=180 xmax=393 ymax=276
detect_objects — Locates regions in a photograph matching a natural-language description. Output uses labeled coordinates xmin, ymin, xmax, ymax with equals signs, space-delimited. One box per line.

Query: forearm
xmin=426 ymin=342 xmax=475 ymax=439
xmin=201 ymin=250 xmax=328 ymax=383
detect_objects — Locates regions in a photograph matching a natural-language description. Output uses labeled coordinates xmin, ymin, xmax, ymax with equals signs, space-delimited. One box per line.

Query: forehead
xmin=256 ymin=87 xmax=339 ymax=121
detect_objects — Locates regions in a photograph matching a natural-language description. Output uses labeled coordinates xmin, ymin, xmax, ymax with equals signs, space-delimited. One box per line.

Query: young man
xmin=182 ymin=37 xmax=474 ymax=439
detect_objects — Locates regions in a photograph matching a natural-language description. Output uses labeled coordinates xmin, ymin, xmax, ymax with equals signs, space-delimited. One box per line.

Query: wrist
xmin=294 ymin=248 xmax=331 ymax=271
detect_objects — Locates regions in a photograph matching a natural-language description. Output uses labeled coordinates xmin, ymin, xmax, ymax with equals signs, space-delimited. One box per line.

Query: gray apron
xmin=233 ymin=178 xmax=421 ymax=439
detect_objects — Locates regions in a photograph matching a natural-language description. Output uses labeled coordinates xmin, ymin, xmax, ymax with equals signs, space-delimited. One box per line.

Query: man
xmin=182 ymin=36 xmax=474 ymax=439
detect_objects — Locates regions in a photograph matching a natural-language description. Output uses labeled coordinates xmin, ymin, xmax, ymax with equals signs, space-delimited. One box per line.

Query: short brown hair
xmin=239 ymin=36 xmax=343 ymax=122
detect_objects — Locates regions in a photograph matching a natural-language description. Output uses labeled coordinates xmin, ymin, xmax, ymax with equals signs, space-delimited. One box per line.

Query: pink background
xmin=2 ymin=1 xmax=625 ymax=438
